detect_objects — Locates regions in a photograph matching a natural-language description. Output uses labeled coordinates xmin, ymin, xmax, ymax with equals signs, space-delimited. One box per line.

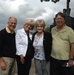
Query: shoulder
xmin=0 ymin=28 xmax=6 ymax=39
xmin=51 ymin=26 xmax=56 ymax=31
xmin=64 ymin=26 xmax=74 ymax=36
xmin=0 ymin=28 xmax=6 ymax=32
xmin=16 ymin=28 xmax=23 ymax=33
xmin=43 ymin=31 xmax=52 ymax=41
xmin=44 ymin=31 xmax=49 ymax=34
xmin=0 ymin=28 xmax=6 ymax=35
xmin=44 ymin=31 xmax=51 ymax=36
xmin=66 ymin=25 xmax=74 ymax=32
xmin=16 ymin=28 xmax=25 ymax=34
xmin=16 ymin=29 xmax=24 ymax=37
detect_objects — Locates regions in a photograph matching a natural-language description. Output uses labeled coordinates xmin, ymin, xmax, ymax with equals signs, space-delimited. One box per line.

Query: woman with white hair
xmin=32 ymin=19 xmax=52 ymax=75
xmin=16 ymin=19 xmax=35 ymax=75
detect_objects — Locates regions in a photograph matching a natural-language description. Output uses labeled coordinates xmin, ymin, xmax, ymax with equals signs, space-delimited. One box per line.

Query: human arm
xmin=0 ymin=31 xmax=6 ymax=70
xmin=68 ymin=43 xmax=74 ymax=67
xmin=0 ymin=58 xmax=6 ymax=70
xmin=68 ymin=29 xmax=74 ymax=67
xmin=20 ymin=55 xmax=25 ymax=64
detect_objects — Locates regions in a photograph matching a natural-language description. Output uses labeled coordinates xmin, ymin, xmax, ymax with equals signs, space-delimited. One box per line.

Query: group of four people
xmin=0 ymin=12 xmax=74 ymax=75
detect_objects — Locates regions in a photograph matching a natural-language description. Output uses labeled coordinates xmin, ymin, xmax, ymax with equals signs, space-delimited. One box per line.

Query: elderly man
xmin=50 ymin=12 xmax=74 ymax=75
xmin=0 ymin=17 xmax=17 ymax=75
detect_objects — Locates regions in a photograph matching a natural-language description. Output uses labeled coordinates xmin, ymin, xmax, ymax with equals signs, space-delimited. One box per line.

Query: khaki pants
xmin=0 ymin=57 xmax=18 ymax=75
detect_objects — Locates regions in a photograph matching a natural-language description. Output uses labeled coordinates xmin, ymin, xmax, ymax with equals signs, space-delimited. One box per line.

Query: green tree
xmin=44 ymin=26 xmax=50 ymax=32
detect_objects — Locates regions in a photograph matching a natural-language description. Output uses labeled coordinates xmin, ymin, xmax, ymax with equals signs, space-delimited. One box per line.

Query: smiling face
xmin=24 ymin=23 xmax=30 ymax=33
xmin=8 ymin=17 xmax=17 ymax=32
xmin=23 ymin=19 xmax=35 ymax=33
xmin=55 ymin=12 xmax=65 ymax=27
xmin=36 ymin=25 xmax=44 ymax=33
xmin=55 ymin=15 xmax=65 ymax=27
xmin=36 ymin=19 xmax=45 ymax=33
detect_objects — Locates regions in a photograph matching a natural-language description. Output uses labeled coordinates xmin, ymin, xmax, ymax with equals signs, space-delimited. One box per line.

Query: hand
xmin=20 ymin=55 xmax=25 ymax=64
xmin=0 ymin=58 xmax=6 ymax=70
xmin=68 ymin=59 xmax=74 ymax=67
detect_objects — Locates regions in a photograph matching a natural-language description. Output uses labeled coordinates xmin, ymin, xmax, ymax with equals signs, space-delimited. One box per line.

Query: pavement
xmin=29 ymin=59 xmax=36 ymax=75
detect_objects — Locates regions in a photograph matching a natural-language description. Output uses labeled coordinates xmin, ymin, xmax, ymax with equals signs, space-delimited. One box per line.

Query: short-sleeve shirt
xmin=51 ymin=25 xmax=74 ymax=60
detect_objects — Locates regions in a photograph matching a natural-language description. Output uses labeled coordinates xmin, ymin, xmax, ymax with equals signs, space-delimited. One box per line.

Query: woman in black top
xmin=32 ymin=19 xmax=52 ymax=75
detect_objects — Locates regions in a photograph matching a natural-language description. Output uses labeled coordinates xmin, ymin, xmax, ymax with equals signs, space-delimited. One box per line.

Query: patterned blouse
xmin=33 ymin=34 xmax=45 ymax=60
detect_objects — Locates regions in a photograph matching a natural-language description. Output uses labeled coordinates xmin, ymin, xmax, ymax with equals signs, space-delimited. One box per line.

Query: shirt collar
xmin=55 ymin=24 xmax=67 ymax=32
xmin=6 ymin=26 xmax=14 ymax=34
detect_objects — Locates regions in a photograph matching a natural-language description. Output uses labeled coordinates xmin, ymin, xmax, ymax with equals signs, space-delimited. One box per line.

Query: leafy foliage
xmin=44 ymin=26 xmax=50 ymax=32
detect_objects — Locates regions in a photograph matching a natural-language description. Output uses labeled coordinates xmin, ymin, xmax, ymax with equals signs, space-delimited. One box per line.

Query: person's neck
xmin=57 ymin=24 xmax=65 ymax=31
xmin=7 ymin=26 xmax=14 ymax=33
xmin=37 ymin=32 xmax=43 ymax=38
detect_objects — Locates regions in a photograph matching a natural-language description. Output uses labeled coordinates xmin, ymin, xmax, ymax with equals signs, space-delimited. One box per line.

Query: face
xmin=8 ymin=17 xmax=17 ymax=32
xmin=24 ymin=23 xmax=30 ymax=32
xmin=36 ymin=25 xmax=44 ymax=33
xmin=29 ymin=25 xmax=34 ymax=30
xmin=55 ymin=15 xmax=65 ymax=27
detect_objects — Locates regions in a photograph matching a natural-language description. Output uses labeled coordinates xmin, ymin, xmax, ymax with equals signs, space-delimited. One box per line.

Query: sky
xmin=0 ymin=0 xmax=74 ymax=30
